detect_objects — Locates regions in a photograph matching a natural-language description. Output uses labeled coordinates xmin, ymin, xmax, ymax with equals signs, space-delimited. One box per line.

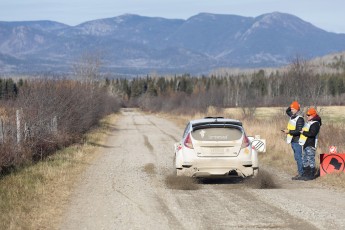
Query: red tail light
xmin=184 ymin=133 xmax=194 ymax=149
xmin=241 ymin=134 xmax=250 ymax=149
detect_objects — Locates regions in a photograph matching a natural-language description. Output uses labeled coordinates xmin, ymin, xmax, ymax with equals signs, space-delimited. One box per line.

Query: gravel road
xmin=60 ymin=108 xmax=345 ymax=230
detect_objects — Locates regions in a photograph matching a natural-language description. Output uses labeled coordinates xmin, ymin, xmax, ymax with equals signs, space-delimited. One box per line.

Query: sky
xmin=0 ymin=0 xmax=345 ymax=33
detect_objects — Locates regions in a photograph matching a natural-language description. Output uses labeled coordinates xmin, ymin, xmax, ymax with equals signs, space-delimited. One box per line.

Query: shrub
xmin=0 ymin=79 xmax=120 ymax=172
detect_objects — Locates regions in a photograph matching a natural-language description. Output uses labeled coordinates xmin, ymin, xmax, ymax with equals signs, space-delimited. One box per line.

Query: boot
xmin=291 ymin=174 xmax=301 ymax=180
xmin=303 ymin=167 xmax=315 ymax=181
xmin=292 ymin=167 xmax=307 ymax=180
xmin=298 ymin=166 xmax=310 ymax=181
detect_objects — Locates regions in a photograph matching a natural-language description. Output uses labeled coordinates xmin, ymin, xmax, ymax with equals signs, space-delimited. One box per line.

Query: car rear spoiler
xmin=192 ymin=120 xmax=242 ymax=128
xmin=192 ymin=123 xmax=243 ymax=132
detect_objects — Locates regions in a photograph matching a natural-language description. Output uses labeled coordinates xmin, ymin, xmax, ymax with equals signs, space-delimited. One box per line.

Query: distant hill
xmin=1 ymin=12 xmax=345 ymax=75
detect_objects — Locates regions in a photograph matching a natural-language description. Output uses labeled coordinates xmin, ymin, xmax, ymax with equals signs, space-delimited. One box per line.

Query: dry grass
xmin=159 ymin=106 xmax=345 ymax=189
xmin=317 ymin=172 xmax=345 ymax=190
xmin=224 ymin=105 xmax=345 ymax=123
xmin=318 ymin=106 xmax=345 ymax=123
xmin=0 ymin=113 xmax=119 ymax=230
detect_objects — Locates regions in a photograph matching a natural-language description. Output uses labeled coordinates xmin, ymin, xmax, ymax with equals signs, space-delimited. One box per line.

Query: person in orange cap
xmin=298 ymin=107 xmax=322 ymax=181
xmin=282 ymin=101 xmax=305 ymax=180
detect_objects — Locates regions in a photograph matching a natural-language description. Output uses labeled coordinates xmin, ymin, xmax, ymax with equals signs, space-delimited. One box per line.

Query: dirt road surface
xmin=60 ymin=109 xmax=345 ymax=230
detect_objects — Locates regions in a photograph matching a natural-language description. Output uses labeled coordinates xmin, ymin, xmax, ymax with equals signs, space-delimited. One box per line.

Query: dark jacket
xmin=286 ymin=107 xmax=305 ymax=143
xmin=302 ymin=115 xmax=322 ymax=149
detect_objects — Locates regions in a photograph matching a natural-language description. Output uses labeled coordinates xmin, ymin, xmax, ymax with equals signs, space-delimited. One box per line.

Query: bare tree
xmin=73 ymin=51 xmax=102 ymax=82
xmin=287 ymin=55 xmax=324 ymax=107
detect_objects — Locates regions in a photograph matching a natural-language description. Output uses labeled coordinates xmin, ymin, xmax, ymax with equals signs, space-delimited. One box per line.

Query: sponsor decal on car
xmin=209 ymin=135 xmax=228 ymax=140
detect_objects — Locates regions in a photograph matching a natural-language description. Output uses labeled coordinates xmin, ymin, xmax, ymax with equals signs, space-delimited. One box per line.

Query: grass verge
xmin=0 ymin=113 xmax=119 ymax=230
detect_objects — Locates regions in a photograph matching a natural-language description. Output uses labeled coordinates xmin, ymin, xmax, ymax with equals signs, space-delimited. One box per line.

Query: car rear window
xmin=191 ymin=127 xmax=242 ymax=141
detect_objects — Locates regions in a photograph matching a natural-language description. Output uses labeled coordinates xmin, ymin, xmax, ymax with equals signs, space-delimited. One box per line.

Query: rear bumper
xmin=178 ymin=158 xmax=256 ymax=178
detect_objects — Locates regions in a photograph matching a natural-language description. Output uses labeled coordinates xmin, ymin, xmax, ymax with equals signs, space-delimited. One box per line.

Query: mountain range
xmin=1 ymin=12 xmax=345 ymax=75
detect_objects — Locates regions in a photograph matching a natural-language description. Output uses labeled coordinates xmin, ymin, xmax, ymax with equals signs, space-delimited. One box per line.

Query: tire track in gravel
xmin=145 ymin=117 xmax=179 ymax=142
xmin=143 ymin=163 xmax=185 ymax=229
xmin=113 ymin=188 xmax=147 ymax=214
xmin=154 ymin=193 xmax=185 ymax=229
xmin=143 ymin=134 xmax=154 ymax=154
xmin=227 ymin=189 xmax=318 ymax=229
xmin=130 ymin=110 xmax=185 ymax=228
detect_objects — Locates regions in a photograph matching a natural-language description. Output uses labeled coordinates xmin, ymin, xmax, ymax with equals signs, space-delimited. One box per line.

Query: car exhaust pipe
xmin=228 ymin=170 xmax=238 ymax=176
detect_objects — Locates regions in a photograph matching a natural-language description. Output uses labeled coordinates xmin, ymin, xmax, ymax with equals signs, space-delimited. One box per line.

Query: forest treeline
xmin=111 ymin=60 xmax=345 ymax=114
xmin=0 ymin=78 xmax=21 ymax=100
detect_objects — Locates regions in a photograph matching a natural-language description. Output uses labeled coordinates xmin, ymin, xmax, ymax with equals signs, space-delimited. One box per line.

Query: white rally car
xmin=174 ymin=117 xmax=263 ymax=178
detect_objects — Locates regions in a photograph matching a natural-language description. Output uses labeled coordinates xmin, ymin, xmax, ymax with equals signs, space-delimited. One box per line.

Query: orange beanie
xmin=290 ymin=101 xmax=300 ymax=110
xmin=307 ymin=107 xmax=317 ymax=116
